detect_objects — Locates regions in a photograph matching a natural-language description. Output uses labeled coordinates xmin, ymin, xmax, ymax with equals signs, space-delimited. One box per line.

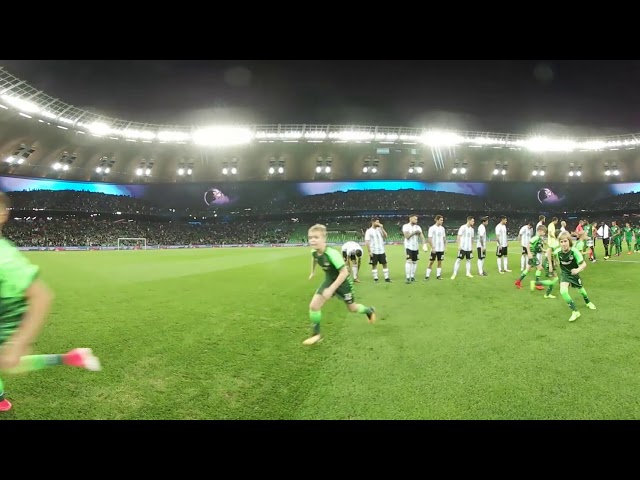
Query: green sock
xmin=519 ymin=270 xmax=528 ymax=281
xmin=537 ymin=277 xmax=558 ymax=287
xmin=0 ymin=376 xmax=4 ymax=401
xmin=309 ymin=310 xmax=322 ymax=335
xmin=355 ymin=304 xmax=373 ymax=315
xmin=10 ymin=354 xmax=64 ymax=374
xmin=578 ymin=287 xmax=590 ymax=304
xmin=546 ymin=285 xmax=554 ymax=295
xmin=561 ymin=289 xmax=577 ymax=311
xmin=535 ymin=270 xmax=541 ymax=281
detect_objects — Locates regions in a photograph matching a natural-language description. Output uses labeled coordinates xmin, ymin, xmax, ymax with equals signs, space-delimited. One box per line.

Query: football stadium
xmin=0 ymin=62 xmax=639 ymax=420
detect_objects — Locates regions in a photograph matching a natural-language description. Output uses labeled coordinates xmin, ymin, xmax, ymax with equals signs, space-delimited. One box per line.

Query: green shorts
xmin=316 ymin=278 xmax=355 ymax=304
xmin=0 ymin=322 xmax=20 ymax=346
xmin=528 ymin=257 xmax=540 ymax=267
xmin=560 ymin=273 xmax=583 ymax=289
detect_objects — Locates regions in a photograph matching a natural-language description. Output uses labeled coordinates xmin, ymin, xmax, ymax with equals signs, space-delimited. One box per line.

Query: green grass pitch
xmin=3 ymin=242 xmax=640 ymax=420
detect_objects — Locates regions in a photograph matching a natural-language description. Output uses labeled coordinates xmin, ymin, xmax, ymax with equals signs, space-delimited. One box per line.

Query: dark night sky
xmin=2 ymin=60 xmax=640 ymax=135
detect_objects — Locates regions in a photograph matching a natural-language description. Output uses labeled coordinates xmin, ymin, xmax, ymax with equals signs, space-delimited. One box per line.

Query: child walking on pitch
xmin=515 ymin=224 xmax=548 ymax=292
xmin=305 ymin=224 xmax=376 ymax=345
xmin=531 ymin=232 xmax=596 ymax=322
xmin=0 ymin=192 xmax=100 ymax=412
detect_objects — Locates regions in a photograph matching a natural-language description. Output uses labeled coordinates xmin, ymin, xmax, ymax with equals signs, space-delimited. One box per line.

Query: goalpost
xmin=117 ymin=238 xmax=147 ymax=250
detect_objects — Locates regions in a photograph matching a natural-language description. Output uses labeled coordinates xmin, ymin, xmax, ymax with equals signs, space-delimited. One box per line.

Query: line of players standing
xmin=341 ymin=214 xmax=640 ymax=284
xmin=341 ymin=214 xmax=513 ymax=284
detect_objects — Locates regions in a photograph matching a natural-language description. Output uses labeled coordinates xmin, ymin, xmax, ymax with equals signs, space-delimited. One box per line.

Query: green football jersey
xmin=611 ymin=225 xmax=620 ymax=238
xmin=312 ymin=247 xmax=346 ymax=282
xmin=530 ymin=235 xmax=544 ymax=254
xmin=553 ymin=246 xmax=584 ymax=275
xmin=0 ymin=238 xmax=40 ymax=342
xmin=584 ymin=224 xmax=593 ymax=237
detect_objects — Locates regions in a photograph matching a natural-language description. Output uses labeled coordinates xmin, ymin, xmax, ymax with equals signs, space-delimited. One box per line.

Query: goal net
xmin=117 ymin=238 xmax=147 ymax=250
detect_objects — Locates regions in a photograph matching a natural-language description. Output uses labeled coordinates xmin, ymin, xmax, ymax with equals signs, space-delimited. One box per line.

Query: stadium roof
xmin=1 ymin=66 xmax=640 ymax=184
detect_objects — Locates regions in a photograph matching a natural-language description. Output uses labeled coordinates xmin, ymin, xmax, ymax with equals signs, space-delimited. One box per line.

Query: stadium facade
xmin=1 ymin=66 xmax=640 ymax=186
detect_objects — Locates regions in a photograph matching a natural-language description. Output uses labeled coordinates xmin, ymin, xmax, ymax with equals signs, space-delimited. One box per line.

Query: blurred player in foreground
xmin=341 ymin=240 xmax=363 ymax=283
xmin=305 ymin=224 xmax=376 ymax=345
xmin=0 ymin=192 xmax=100 ymax=412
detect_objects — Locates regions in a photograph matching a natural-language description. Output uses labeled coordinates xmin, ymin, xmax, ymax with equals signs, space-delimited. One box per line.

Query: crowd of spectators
xmin=4 ymin=216 xmax=294 ymax=247
xmin=2 ymin=189 xmax=639 ymax=246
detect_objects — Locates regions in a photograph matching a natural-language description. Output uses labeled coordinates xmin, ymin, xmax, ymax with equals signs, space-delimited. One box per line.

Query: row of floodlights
xmin=4 ymin=94 xmax=640 ymax=151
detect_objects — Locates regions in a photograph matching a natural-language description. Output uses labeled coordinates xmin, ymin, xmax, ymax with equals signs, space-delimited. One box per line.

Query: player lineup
xmin=340 ymin=215 xmax=640 ymax=284
xmin=303 ymin=214 xmax=640 ymax=343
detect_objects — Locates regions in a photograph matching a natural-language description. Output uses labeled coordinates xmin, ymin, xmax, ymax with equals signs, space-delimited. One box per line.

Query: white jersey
xmin=364 ymin=227 xmax=386 ymax=254
xmin=476 ymin=224 xmax=487 ymax=248
xmin=519 ymin=225 xmax=533 ymax=247
xmin=495 ymin=223 xmax=508 ymax=247
xmin=428 ymin=224 xmax=446 ymax=252
xmin=402 ymin=223 xmax=423 ymax=251
xmin=458 ymin=224 xmax=475 ymax=251
xmin=341 ymin=241 xmax=362 ymax=256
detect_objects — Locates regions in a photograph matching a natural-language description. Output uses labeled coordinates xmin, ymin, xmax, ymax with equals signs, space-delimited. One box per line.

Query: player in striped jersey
xmin=515 ymin=224 xmax=547 ymax=291
xmin=451 ymin=216 xmax=475 ymax=280
xmin=341 ymin=241 xmax=363 ymax=283
xmin=476 ymin=216 xmax=489 ymax=276
xmin=582 ymin=220 xmax=596 ymax=262
xmin=517 ymin=220 xmax=533 ymax=272
xmin=425 ymin=215 xmax=446 ymax=280
xmin=365 ymin=217 xmax=391 ymax=283
xmin=402 ymin=215 xmax=427 ymax=284
xmin=495 ymin=215 xmax=511 ymax=274
xmin=559 ymin=220 xmax=568 ymax=237
xmin=545 ymin=217 xmax=559 ymax=275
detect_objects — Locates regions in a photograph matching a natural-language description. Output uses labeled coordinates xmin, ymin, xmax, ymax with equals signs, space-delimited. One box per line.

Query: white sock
xmin=466 ymin=259 xmax=471 ymax=275
xmin=411 ymin=262 xmax=417 ymax=278
xmin=497 ymin=258 xmax=502 ymax=272
xmin=503 ymin=257 xmax=508 ymax=270
xmin=521 ymin=255 xmax=526 ymax=271
xmin=405 ymin=261 xmax=412 ymax=279
xmin=383 ymin=267 xmax=389 ymax=279
xmin=372 ymin=268 xmax=379 ymax=280
xmin=436 ymin=267 xmax=441 ymax=277
xmin=478 ymin=259 xmax=483 ymax=274
xmin=453 ymin=258 xmax=461 ymax=275
xmin=352 ymin=265 xmax=358 ymax=279
xmin=426 ymin=268 xmax=432 ymax=278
